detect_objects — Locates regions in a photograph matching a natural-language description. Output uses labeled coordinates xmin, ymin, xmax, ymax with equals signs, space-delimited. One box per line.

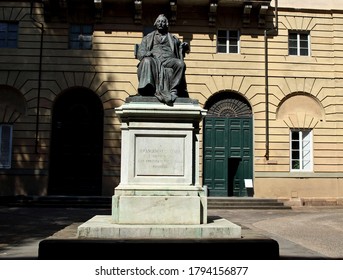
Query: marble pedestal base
xmin=77 ymin=215 xmax=242 ymax=239
xmin=112 ymin=193 xmax=207 ymax=225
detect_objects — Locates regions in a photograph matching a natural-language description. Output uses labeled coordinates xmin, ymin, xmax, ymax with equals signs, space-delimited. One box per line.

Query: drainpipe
xmin=264 ymin=29 xmax=269 ymax=160
xmin=264 ymin=0 xmax=278 ymax=160
xmin=30 ymin=1 xmax=44 ymax=154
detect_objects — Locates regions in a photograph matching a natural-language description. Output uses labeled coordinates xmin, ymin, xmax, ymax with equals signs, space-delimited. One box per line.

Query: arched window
xmin=277 ymin=93 xmax=324 ymax=172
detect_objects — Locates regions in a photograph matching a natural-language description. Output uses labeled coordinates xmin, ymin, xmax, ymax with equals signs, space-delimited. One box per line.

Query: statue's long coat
xmin=137 ymin=30 xmax=187 ymax=104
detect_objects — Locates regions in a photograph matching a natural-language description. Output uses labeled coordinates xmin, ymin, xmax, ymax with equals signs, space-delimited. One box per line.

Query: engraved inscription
xmin=135 ymin=136 xmax=184 ymax=176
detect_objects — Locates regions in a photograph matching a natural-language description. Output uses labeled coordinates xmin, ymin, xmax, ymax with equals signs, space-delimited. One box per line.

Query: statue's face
xmin=155 ymin=16 xmax=168 ymax=32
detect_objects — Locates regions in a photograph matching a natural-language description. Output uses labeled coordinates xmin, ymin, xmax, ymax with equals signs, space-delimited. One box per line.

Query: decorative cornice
xmin=243 ymin=4 xmax=252 ymax=25
xmin=42 ymin=0 xmax=272 ymax=27
xmin=209 ymin=0 xmax=218 ymax=27
xmin=243 ymin=0 xmax=271 ymax=28
xmin=42 ymin=0 xmax=51 ymax=22
xmin=134 ymin=0 xmax=142 ymax=24
xmin=94 ymin=0 xmax=103 ymax=22
xmin=42 ymin=0 xmax=103 ymax=22
xmin=169 ymin=0 xmax=177 ymax=25
xmin=58 ymin=0 xmax=68 ymax=22
xmin=258 ymin=4 xmax=269 ymax=27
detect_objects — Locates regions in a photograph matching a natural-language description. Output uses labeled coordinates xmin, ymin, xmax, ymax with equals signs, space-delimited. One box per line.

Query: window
xmin=289 ymin=31 xmax=310 ymax=56
xmin=290 ymin=129 xmax=312 ymax=171
xmin=0 ymin=124 xmax=13 ymax=169
xmin=0 ymin=22 xmax=18 ymax=48
xmin=217 ymin=30 xmax=240 ymax=54
xmin=69 ymin=24 xmax=93 ymax=50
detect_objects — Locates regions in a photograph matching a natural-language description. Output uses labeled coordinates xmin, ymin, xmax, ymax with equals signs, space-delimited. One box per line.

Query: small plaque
xmin=135 ymin=135 xmax=185 ymax=176
xmin=244 ymin=179 xmax=254 ymax=188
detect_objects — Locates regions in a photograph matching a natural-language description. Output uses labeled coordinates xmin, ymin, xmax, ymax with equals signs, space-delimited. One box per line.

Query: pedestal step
xmin=77 ymin=215 xmax=241 ymax=239
xmin=208 ymin=197 xmax=292 ymax=210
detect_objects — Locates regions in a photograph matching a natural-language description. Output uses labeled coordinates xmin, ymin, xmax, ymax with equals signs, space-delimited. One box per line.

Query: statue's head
xmin=154 ymin=14 xmax=169 ymax=32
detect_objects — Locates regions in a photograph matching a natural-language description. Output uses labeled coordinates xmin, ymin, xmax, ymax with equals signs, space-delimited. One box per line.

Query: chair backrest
xmin=134 ymin=44 xmax=140 ymax=59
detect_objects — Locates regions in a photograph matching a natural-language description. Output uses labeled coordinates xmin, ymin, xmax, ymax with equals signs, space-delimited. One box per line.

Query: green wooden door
xmin=203 ymin=117 xmax=253 ymax=197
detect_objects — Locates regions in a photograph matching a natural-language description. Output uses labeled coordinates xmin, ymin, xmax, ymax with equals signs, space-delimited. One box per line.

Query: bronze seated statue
xmin=136 ymin=14 xmax=190 ymax=105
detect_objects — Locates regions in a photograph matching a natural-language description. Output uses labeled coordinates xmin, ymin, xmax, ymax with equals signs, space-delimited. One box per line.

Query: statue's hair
xmin=154 ymin=14 xmax=169 ymax=27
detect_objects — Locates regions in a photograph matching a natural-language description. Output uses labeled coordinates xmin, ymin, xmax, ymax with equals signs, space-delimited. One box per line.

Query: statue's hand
xmin=181 ymin=42 xmax=190 ymax=54
xmin=144 ymin=51 xmax=153 ymax=57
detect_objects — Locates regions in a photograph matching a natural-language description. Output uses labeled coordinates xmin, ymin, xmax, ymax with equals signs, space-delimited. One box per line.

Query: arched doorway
xmin=48 ymin=87 xmax=104 ymax=196
xmin=203 ymin=91 xmax=253 ymax=197
xmin=0 ymin=85 xmax=27 ymax=169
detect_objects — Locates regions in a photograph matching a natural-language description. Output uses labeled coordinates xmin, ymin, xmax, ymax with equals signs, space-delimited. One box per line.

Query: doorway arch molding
xmin=204 ymin=90 xmax=252 ymax=118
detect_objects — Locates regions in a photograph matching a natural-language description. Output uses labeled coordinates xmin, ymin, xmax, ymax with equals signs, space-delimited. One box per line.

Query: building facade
xmin=0 ymin=0 xmax=343 ymax=204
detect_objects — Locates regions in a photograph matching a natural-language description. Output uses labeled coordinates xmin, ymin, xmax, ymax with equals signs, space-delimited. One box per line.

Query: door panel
xmin=204 ymin=118 xmax=227 ymax=196
xmin=203 ymin=117 xmax=253 ymax=197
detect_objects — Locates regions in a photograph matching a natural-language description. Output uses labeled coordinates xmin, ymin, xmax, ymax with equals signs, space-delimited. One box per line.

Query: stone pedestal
xmin=77 ymin=96 xmax=241 ymax=239
xmin=112 ymin=96 xmax=207 ymax=225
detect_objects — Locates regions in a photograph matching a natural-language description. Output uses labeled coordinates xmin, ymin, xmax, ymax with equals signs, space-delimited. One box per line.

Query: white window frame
xmin=0 ymin=124 xmax=13 ymax=169
xmin=69 ymin=24 xmax=93 ymax=50
xmin=0 ymin=21 xmax=18 ymax=48
xmin=217 ymin=29 xmax=240 ymax=54
xmin=290 ymin=129 xmax=313 ymax=172
xmin=288 ymin=31 xmax=311 ymax=56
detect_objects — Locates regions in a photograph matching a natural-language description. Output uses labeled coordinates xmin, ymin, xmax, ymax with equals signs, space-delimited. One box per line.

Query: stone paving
xmin=0 ymin=206 xmax=343 ymax=260
xmin=212 ymin=207 xmax=343 ymax=259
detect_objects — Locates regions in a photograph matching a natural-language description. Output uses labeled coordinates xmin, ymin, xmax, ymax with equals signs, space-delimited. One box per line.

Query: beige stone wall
xmin=253 ymin=6 xmax=343 ymax=198
xmin=1 ymin=1 xmax=343 ymax=198
xmin=254 ymin=177 xmax=343 ymax=199
xmin=276 ymin=0 xmax=343 ymax=10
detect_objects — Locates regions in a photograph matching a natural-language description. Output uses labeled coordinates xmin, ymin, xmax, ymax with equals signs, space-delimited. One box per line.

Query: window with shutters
xmin=290 ymin=129 xmax=312 ymax=171
xmin=0 ymin=124 xmax=13 ymax=169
